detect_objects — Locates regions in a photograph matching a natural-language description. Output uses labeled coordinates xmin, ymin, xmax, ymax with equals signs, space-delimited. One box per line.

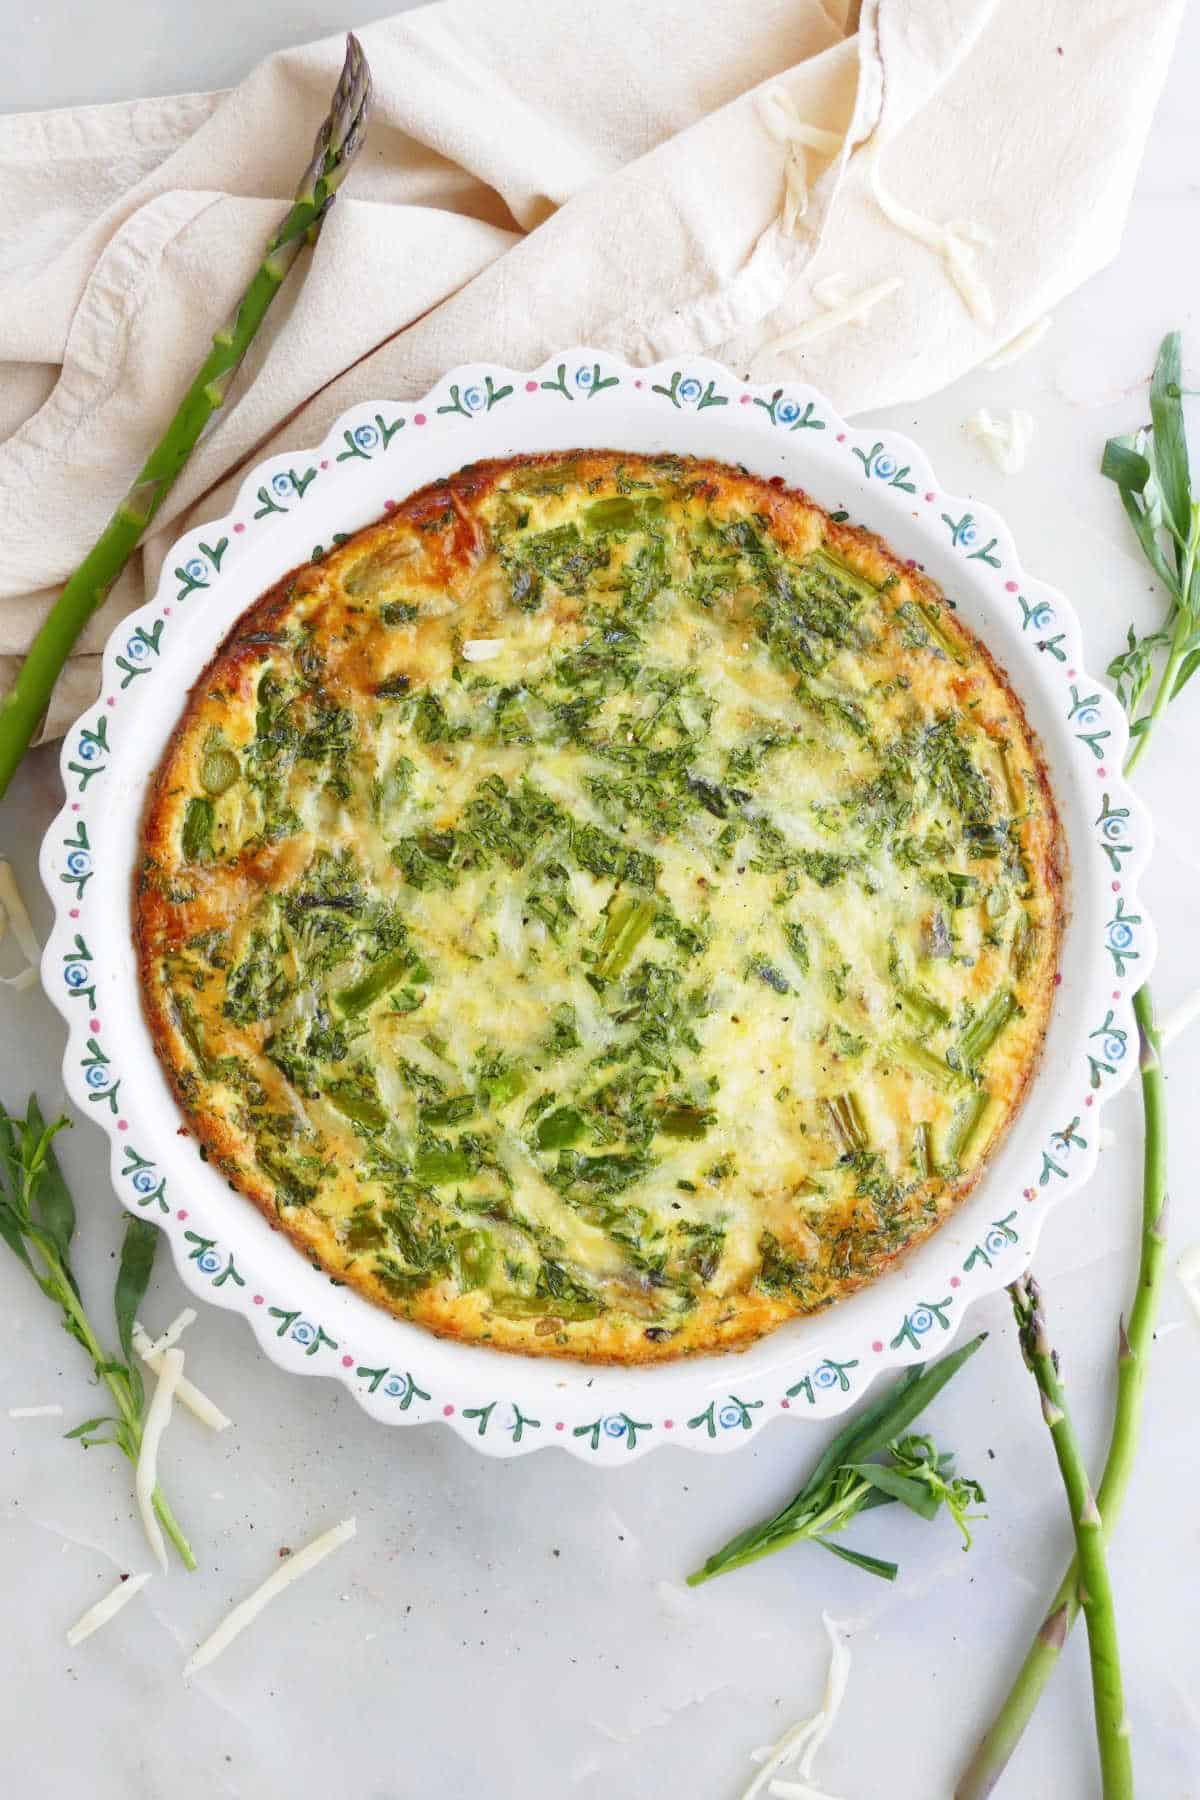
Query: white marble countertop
xmin=2 ymin=8 xmax=1199 ymax=1798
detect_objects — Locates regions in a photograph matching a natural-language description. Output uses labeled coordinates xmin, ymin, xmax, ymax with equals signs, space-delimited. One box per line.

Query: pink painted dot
xmin=320 ymin=459 xmax=330 ymax=470
xmin=1024 ymin=1187 xmax=1037 ymax=1200
xmin=1005 ymin=580 xmax=1018 ymax=593
xmin=117 ymin=1119 xmax=128 ymax=1132
xmin=69 ymin=908 xmax=80 ymax=920
xmin=950 ymin=1276 xmax=962 ymax=1288
xmin=413 ymin=413 xmax=427 ymax=426
xmin=233 ymin=522 xmax=246 ymax=534
xmin=924 ymin=491 xmax=936 ymax=503
xmin=1097 ymin=767 xmax=1107 ymax=778
xmin=634 ymin=379 xmax=644 ymax=390
xmin=1054 ymin=972 xmax=1063 ymax=986
xmin=663 ymin=1418 xmax=675 ymax=1429
xmin=779 ymin=1398 xmax=791 ymax=1409
xmin=341 ymin=1354 xmax=354 ymax=1368
xmin=1112 ymin=990 xmax=1121 ymax=1001
xmin=740 ymin=393 xmax=752 ymax=405
xmin=1067 ymin=668 xmax=1077 ymax=679
xmin=1112 ymin=880 xmax=1121 ymax=893
xmin=525 ymin=380 xmax=538 ymax=393
xmin=383 ymin=499 xmax=396 ymax=512
xmin=253 ymin=1294 xmax=264 ymax=1305
xmin=106 ymin=696 xmax=115 ymax=707
xmin=872 ymin=1339 xmax=884 ymax=1353
xmin=163 ymin=606 xmax=172 ymax=617
xmin=555 ymin=1421 xmax=565 ymax=1431
xmin=176 ymin=1209 xmax=188 ymax=1221
xmin=442 ymin=1403 xmax=454 ymax=1417
xmin=836 ymin=432 xmax=847 ymax=443
xmin=89 ymin=1017 xmax=100 ymax=1032
xmin=1085 ymin=1094 xmax=1095 ymax=1106
xmin=71 ymin=803 xmax=80 ymax=812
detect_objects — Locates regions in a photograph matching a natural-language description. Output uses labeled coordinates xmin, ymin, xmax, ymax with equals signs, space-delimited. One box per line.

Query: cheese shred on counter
xmin=183 ymin=1518 xmax=356 ymax=1677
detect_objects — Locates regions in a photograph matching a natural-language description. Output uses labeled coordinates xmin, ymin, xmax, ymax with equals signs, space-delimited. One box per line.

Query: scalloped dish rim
xmin=38 ymin=349 xmax=1156 ymax=1463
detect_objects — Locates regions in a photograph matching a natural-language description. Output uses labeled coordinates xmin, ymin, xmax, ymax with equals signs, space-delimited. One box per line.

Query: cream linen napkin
xmin=0 ymin=0 xmax=1183 ymax=737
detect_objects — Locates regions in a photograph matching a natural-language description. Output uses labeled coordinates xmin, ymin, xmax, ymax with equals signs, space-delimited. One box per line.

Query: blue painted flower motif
xmin=75 ymin=736 xmax=101 ymax=763
xmin=574 ymin=366 xmax=595 ymax=391
xmin=602 ymin=1413 xmax=628 ymax=1439
xmin=183 ymin=557 xmax=207 ymax=583
xmin=1102 ymin=1033 xmax=1126 ymax=1061
xmin=196 ymin=1248 xmax=221 ymax=1275
xmin=1027 ymin=600 xmax=1054 ymax=630
xmin=1074 ymin=702 xmax=1102 ymax=728
xmin=1107 ymin=919 xmax=1134 ymax=952
xmin=985 ymin=1227 xmax=1014 ymax=1256
xmin=678 ymin=376 xmax=703 ymax=404
xmin=383 ymin=1375 xmax=407 ymax=1398
xmin=814 ymin=1364 xmax=839 ymax=1390
xmin=353 ymin=424 xmax=379 ymax=450
xmin=1100 ymin=816 xmax=1124 ymax=845
xmin=291 ymin=1319 xmax=317 ymax=1348
xmin=124 ymin=633 xmax=151 ymax=662
xmin=63 ymin=964 xmax=89 ymax=990
xmin=910 ymin=1306 xmax=935 ymax=1335
xmin=131 ymin=1169 xmax=158 ymax=1196
xmin=65 ymin=849 xmax=91 ymax=877
xmin=776 ymin=396 xmax=802 ymax=426
xmin=874 ymin=454 xmax=898 ymax=480
xmin=462 ymin=384 xmax=486 ymax=412
xmin=270 ymin=472 xmax=293 ymax=498
xmin=718 ymin=1402 xmax=743 ymax=1429
xmin=958 ymin=522 xmax=979 ymax=547
xmin=84 ymin=1064 xmax=108 ymax=1090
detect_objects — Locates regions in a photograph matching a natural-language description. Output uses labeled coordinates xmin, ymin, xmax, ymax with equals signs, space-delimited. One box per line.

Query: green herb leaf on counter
xmin=0 ymin=1099 xmax=195 ymax=1569
xmin=687 ymin=1332 xmax=986 ymax=1586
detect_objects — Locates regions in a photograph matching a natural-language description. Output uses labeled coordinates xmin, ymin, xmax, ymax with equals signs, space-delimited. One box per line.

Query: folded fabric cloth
xmin=0 ymin=0 xmax=1183 ymax=736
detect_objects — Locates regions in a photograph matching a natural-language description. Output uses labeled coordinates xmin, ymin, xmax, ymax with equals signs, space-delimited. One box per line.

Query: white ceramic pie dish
xmin=38 ymin=349 xmax=1155 ymax=1461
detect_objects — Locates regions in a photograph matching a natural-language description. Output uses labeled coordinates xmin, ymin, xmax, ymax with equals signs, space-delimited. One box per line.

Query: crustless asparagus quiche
xmin=136 ymin=451 xmax=1063 ymax=1362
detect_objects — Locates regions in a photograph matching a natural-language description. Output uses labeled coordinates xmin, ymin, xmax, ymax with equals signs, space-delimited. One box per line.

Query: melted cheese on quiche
xmin=136 ymin=452 xmax=1063 ymax=1362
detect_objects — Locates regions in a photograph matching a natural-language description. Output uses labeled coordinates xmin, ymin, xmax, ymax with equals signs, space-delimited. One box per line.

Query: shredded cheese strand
xmin=133 ymin=1321 xmax=231 ymax=1434
xmin=135 ymin=1347 xmax=184 ymax=1572
xmin=964 ymin=407 xmax=1036 ymax=476
xmin=8 ymin=1403 xmax=64 ymax=1419
xmin=0 ymin=860 xmax=41 ymax=993
xmin=66 ymin=1571 xmax=153 ymax=1647
xmin=756 ymin=276 xmax=902 ymax=360
xmin=183 ymin=1518 xmax=356 ymax=1677
xmin=1178 ymin=1245 xmax=1200 ymax=1329
xmin=984 ymin=315 xmax=1052 ymax=370
xmin=864 ymin=140 xmax=994 ymax=326
xmin=1161 ymin=983 xmax=1200 ymax=1050
xmin=145 ymin=1308 xmax=197 ymax=1355
xmin=741 ymin=1613 xmax=850 ymax=1800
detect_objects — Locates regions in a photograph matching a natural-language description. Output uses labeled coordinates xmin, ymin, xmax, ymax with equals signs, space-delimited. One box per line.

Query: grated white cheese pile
xmin=66 ymin=1571 xmax=152 ymax=1647
xmin=756 ymin=86 xmax=844 ymax=235
xmin=964 ymin=408 xmax=1036 ymax=475
xmin=184 ymin=1518 xmax=356 ymax=1677
xmin=740 ymin=1613 xmax=851 ymax=1800
xmin=0 ymin=860 xmax=41 ymax=994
